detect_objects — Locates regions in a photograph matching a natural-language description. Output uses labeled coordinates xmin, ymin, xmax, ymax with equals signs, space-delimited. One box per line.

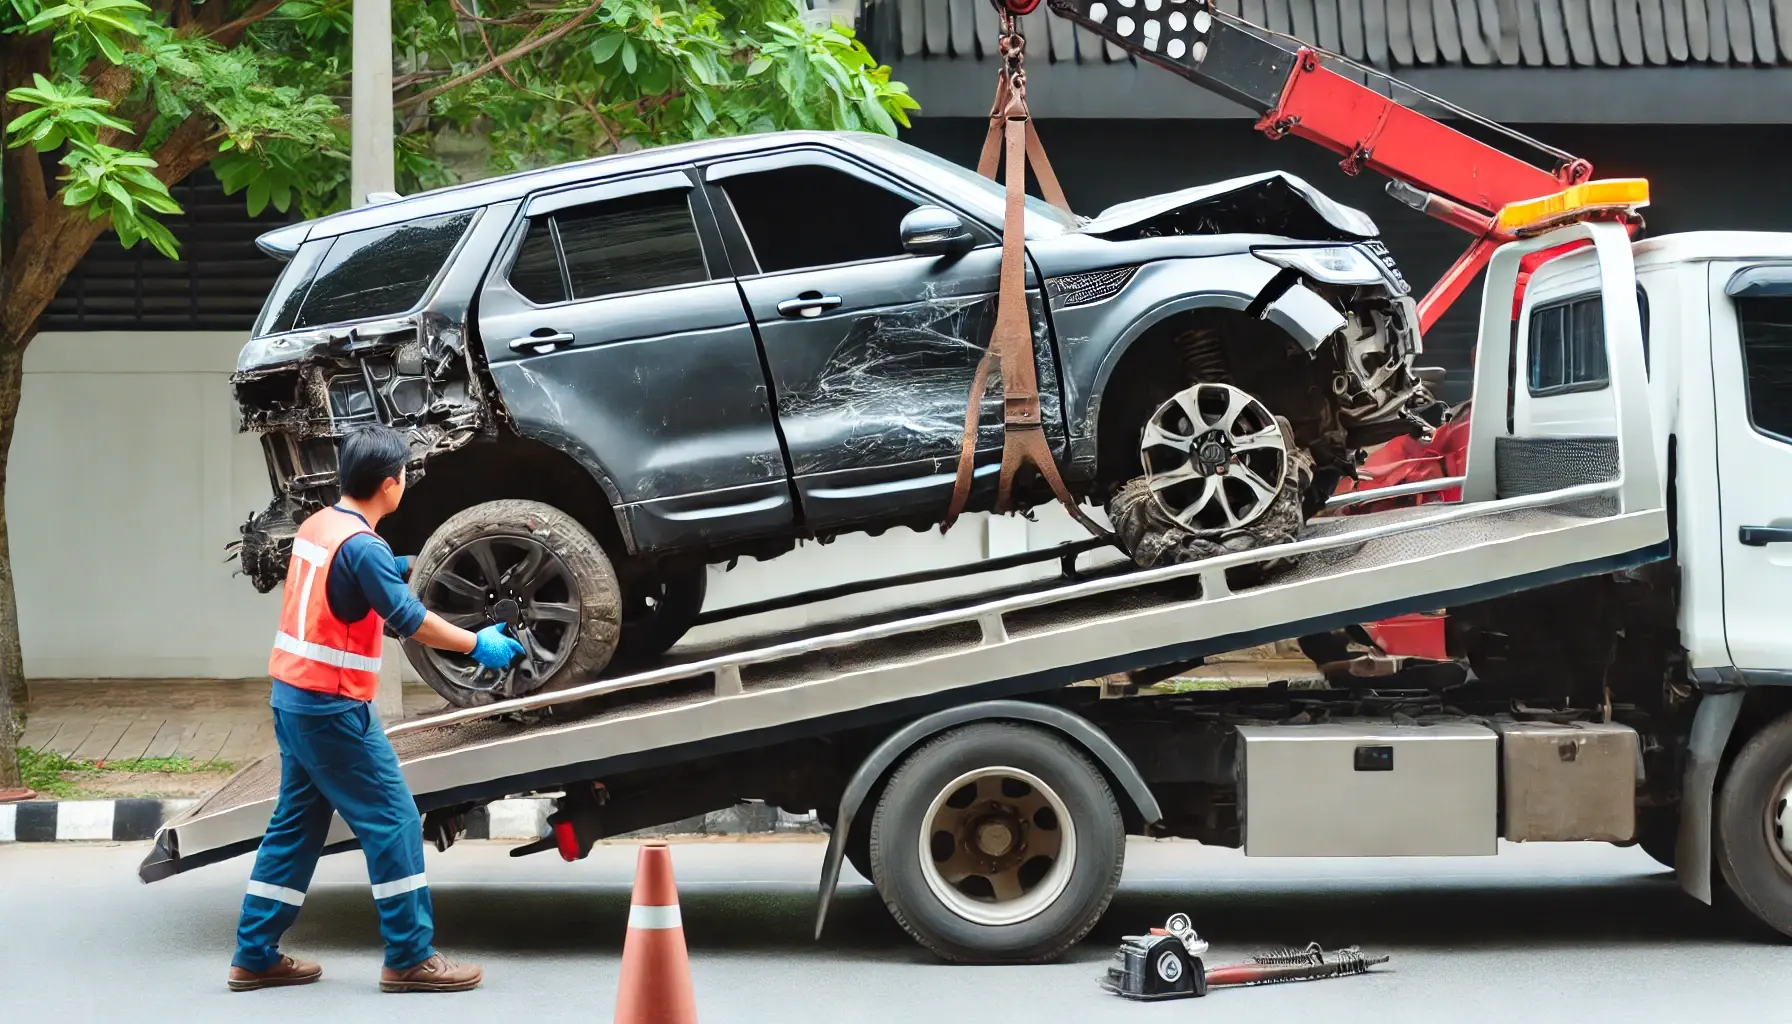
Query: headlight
xmin=236 ymin=333 xmax=315 ymax=373
xmin=1253 ymin=245 xmax=1388 ymax=287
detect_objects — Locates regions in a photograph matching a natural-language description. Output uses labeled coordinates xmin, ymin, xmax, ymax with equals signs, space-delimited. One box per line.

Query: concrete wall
xmin=8 ymin=331 xmax=1107 ymax=679
xmin=11 ymin=333 xmax=281 ymax=678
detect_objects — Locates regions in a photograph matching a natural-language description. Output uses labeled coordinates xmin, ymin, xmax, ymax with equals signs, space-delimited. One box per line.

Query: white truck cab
xmin=1516 ymin=232 xmax=1792 ymax=684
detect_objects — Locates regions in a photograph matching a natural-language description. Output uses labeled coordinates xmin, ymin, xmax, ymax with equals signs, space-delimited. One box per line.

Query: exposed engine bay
xmin=230 ymin=312 xmax=489 ymax=592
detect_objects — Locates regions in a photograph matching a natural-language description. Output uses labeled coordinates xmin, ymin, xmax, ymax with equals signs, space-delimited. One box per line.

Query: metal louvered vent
xmin=1046 ymin=265 xmax=1139 ymax=308
xmin=40 ymin=168 xmax=292 ymax=333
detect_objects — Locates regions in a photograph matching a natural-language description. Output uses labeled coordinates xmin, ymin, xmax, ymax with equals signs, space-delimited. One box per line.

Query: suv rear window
xmin=254 ymin=211 xmax=474 ymax=336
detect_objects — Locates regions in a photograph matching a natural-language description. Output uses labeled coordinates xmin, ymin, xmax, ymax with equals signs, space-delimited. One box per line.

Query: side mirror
xmin=900 ymin=206 xmax=976 ymax=256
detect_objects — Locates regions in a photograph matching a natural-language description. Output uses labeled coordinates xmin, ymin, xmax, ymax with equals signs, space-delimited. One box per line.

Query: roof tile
xmin=871 ymin=0 xmax=1792 ymax=65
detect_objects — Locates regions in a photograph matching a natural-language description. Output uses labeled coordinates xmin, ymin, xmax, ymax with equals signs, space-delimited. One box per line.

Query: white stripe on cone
xmin=628 ymin=904 xmax=682 ymax=930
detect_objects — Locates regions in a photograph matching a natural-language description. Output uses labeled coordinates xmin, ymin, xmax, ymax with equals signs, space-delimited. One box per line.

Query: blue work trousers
xmin=233 ymin=703 xmax=435 ymax=971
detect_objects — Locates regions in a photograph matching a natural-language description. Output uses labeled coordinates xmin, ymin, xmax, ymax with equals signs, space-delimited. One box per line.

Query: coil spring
xmin=1251 ymin=943 xmax=1326 ymax=966
xmin=1174 ymin=325 xmax=1228 ymax=384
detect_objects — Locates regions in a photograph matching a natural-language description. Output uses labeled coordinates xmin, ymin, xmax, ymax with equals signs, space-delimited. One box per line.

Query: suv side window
xmin=256 ymin=211 xmax=474 ymax=335
xmin=1738 ymin=296 xmax=1792 ymax=442
xmin=717 ymin=164 xmax=916 ymax=274
xmin=1527 ymin=285 xmax=1651 ymax=395
xmin=508 ymin=190 xmax=708 ymax=305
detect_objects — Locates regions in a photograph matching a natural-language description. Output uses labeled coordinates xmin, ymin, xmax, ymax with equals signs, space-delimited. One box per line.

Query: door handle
xmin=1740 ymin=526 xmax=1792 ymax=546
xmin=509 ymin=330 xmax=575 ymax=354
xmin=777 ymin=293 xmax=843 ymax=318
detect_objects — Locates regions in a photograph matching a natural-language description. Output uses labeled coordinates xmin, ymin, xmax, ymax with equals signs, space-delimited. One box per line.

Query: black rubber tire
xmin=405 ymin=499 xmax=621 ymax=708
xmin=1715 ymin=711 xmax=1792 ymax=938
xmin=614 ymin=562 xmax=708 ymax=665
xmin=868 ymin=723 xmax=1125 ymax=964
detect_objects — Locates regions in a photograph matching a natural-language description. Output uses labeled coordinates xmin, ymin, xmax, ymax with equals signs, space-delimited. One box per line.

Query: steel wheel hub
xmin=419 ymin=535 xmax=581 ymax=695
xmin=1140 ymin=381 xmax=1288 ymax=532
xmin=1767 ymin=770 xmax=1792 ymax=877
xmin=919 ymin=766 xmax=1077 ymax=927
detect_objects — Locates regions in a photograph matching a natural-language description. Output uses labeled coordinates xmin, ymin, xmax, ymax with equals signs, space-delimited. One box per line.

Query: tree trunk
xmin=0 ymin=345 xmax=25 ymax=791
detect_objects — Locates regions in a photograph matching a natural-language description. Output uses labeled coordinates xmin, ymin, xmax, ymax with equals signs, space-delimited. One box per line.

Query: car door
xmin=1711 ymin=262 xmax=1792 ymax=676
xmin=478 ymin=169 xmax=793 ymax=553
xmin=701 ymin=148 xmax=1061 ymax=533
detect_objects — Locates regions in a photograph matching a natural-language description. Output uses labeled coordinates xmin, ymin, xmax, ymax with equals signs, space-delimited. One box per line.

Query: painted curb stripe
xmin=112 ymin=799 xmax=164 ymax=841
xmin=14 ymin=802 xmax=57 ymax=842
xmin=0 ymin=804 xmax=14 ymax=843
xmin=55 ymin=801 xmax=115 ymax=841
xmin=628 ymin=904 xmax=682 ymax=930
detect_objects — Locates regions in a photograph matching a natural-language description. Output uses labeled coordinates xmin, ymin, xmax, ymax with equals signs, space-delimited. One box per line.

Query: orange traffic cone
xmin=614 ymin=841 xmax=698 ymax=1024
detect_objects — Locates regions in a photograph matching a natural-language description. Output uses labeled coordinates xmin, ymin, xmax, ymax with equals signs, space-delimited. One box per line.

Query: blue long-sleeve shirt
xmin=272 ymin=508 xmax=428 ymax=715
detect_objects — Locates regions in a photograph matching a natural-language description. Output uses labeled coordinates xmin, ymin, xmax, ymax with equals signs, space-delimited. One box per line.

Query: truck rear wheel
xmin=1715 ymin=711 xmax=1792 ymax=937
xmin=868 ymin=723 xmax=1125 ymax=963
xmin=406 ymin=499 xmax=621 ymax=708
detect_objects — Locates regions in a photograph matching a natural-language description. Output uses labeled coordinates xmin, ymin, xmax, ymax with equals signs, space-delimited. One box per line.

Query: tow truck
xmin=142 ymin=0 xmax=1792 ymax=965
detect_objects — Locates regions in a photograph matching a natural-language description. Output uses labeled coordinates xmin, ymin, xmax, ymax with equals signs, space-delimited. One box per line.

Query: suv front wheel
xmin=405 ymin=499 xmax=621 ymax=708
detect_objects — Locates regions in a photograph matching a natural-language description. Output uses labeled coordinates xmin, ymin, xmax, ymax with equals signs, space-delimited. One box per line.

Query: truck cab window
xmin=718 ymin=164 xmax=917 ymax=274
xmin=1527 ymin=285 xmax=1650 ymax=395
xmin=1738 ymin=297 xmax=1792 ymax=442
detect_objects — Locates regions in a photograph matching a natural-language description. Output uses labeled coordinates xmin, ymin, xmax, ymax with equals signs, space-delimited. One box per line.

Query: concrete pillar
xmin=351 ymin=0 xmax=395 ymax=207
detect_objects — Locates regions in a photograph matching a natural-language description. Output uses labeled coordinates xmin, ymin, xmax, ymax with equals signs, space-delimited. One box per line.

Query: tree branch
xmin=210 ymin=0 xmax=286 ymax=46
xmin=395 ymin=0 xmax=604 ymax=112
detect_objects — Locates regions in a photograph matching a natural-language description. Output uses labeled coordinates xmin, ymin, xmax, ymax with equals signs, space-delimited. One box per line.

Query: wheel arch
xmin=812 ymin=700 xmax=1162 ymax=939
xmin=381 ymin=430 xmax=631 ymax=560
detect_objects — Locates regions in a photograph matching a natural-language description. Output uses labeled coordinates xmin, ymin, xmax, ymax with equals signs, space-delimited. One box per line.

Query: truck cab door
xmin=1711 ymin=263 xmax=1792 ymax=676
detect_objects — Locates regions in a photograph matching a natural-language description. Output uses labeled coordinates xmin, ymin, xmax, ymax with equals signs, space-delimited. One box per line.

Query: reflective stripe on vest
xmin=268 ymin=507 xmax=387 ymax=699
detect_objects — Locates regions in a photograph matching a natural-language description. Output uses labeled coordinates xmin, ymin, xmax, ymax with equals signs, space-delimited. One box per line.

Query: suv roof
xmin=255 ymin=130 xmax=890 ymax=259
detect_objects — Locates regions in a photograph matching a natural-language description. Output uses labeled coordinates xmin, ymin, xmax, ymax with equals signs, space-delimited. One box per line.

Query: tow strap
xmin=941 ymin=8 xmax=1108 ymax=539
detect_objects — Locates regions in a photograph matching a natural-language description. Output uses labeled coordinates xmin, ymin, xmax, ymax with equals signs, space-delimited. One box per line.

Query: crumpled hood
xmin=1079 ymin=171 xmax=1380 ymax=241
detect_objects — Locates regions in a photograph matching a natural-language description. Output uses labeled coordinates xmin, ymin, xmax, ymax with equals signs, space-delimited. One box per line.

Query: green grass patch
xmin=16 ymin=747 xmax=234 ymax=799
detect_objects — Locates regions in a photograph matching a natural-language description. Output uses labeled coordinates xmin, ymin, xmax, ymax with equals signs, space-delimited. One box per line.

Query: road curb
xmin=0 ymin=797 xmax=821 ymax=844
xmin=0 ymin=799 xmax=195 ymax=843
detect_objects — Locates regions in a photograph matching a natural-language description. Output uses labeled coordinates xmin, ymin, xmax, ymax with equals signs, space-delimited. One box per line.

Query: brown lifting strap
xmin=942 ymin=18 xmax=1107 ymax=539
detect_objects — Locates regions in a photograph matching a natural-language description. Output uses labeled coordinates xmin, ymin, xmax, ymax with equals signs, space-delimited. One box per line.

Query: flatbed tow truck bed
xmin=143 ymin=452 xmax=1667 ymax=881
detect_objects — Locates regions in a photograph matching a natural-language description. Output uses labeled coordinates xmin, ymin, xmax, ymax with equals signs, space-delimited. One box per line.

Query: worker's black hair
xmin=337 ymin=424 xmax=410 ymax=500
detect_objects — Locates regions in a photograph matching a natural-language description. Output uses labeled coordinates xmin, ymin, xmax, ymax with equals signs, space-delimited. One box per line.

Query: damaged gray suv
xmin=232 ymin=130 xmax=1435 ymax=707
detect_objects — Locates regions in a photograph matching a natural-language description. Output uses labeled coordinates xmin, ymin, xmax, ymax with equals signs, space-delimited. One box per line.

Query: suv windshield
xmin=849 ymin=135 xmax=1082 ymax=236
xmin=254 ymin=210 xmax=475 ymax=336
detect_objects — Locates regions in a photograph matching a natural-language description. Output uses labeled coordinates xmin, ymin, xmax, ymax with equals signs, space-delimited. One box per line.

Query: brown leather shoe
xmin=228 ymin=954 xmax=323 ymax=991
xmin=380 ymin=952 xmax=483 ymax=993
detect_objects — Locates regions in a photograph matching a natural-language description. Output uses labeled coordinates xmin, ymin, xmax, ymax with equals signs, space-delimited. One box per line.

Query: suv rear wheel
xmin=614 ymin=561 xmax=708 ymax=665
xmin=405 ymin=499 xmax=621 ymax=708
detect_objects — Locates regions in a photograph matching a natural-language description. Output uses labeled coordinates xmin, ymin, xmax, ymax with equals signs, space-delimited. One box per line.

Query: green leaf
xmin=589 ymin=33 xmax=624 ymax=63
xmin=620 ymin=37 xmax=637 ymax=74
xmin=93 ymin=31 xmax=126 ymax=65
xmin=746 ymin=56 xmax=772 ymax=76
xmin=102 ymin=177 xmax=136 ymax=215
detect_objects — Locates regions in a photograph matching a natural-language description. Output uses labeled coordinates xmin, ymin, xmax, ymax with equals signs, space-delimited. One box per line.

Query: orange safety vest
xmin=267 ymin=507 xmax=386 ymax=701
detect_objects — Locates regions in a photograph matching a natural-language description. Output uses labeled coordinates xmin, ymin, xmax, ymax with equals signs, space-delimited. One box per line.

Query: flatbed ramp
xmin=145 ymin=468 xmax=1667 ymax=880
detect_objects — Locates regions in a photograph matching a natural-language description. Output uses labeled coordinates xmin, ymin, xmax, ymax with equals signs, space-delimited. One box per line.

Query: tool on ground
xmin=942 ymin=0 xmax=1108 ymax=541
xmin=615 ymin=841 xmax=698 ymax=1024
xmin=1102 ymin=914 xmax=1388 ymax=1000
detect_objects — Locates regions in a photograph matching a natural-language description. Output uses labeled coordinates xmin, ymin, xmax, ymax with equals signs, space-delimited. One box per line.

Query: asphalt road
xmin=4 ymin=836 xmax=1791 ymax=1022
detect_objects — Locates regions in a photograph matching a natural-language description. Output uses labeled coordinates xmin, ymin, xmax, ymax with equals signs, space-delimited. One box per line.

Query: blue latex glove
xmin=469 ymin=623 xmax=525 ymax=669
xmin=394 ymin=555 xmax=413 ymax=582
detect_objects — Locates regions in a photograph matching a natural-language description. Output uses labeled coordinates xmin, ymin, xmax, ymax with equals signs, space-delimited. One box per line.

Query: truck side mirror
xmin=900 ymin=206 xmax=976 ymax=256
